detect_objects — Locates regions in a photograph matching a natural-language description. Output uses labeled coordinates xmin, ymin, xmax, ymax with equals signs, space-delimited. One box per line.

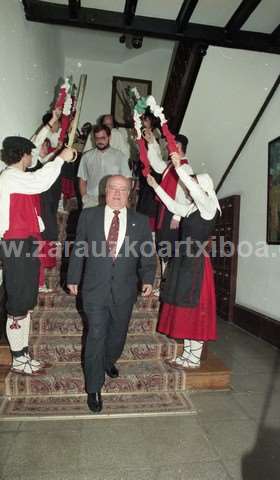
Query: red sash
xmin=156 ymin=159 xmax=189 ymax=230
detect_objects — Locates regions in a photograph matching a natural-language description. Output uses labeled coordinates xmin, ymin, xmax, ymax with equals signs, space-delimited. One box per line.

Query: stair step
xmin=5 ymin=360 xmax=187 ymax=396
xmin=38 ymin=291 xmax=160 ymax=312
xmin=1 ymin=391 xmax=195 ymax=418
xmin=30 ymin=334 xmax=177 ymax=364
xmin=31 ymin=310 xmax=158 ymax=336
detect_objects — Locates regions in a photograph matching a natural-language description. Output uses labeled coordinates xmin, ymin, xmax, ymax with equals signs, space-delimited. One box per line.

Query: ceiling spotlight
xmin=119 ymin=34 xmax=143 ymax=49
xmin=131 ymin=36 xmax=143 ymax=49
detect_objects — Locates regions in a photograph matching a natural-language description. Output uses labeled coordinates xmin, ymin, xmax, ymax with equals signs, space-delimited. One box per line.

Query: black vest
xmin=160 ymin=210 xmax=217 ymax=307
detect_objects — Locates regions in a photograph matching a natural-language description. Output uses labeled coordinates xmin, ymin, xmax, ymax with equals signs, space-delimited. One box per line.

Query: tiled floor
xmin=0 ymin=319 xmax=279 ymax=480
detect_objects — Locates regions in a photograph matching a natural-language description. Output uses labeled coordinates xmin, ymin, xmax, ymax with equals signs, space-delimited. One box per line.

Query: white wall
xmin=0 ymin=0 xmax=64 ymax=144
xmin=181 ymin=46 xmax=280 ymax=187
xmin=64 ymin=46 xmax=173 ymax=125
xmin=219 ymin=87 xmax=280 ymax=321
xmin=179 ymin=46 xmax=280 ymax=321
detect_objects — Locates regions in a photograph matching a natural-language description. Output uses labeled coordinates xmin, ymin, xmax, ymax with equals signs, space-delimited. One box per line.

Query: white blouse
xmin=147 ymin=140 xmax=193 ymax=221
xmin=155 ymin=165 xmax=219 ymax=221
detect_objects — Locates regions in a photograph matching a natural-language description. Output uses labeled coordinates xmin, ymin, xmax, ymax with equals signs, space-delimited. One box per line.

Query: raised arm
xmin=141 ymin=128 xmax=167 ymax=174
xmin=8 ymin=148 xmax=75 ymax=195
xmin=31 ymin=109 xmax=61 ymax=166
xmin=147 ymin=174 xmax=190 ymax=217
xmin=176 ymin=164 xmax=218 ymax=220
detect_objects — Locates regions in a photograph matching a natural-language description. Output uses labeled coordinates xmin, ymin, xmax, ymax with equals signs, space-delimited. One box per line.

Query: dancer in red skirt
xmin=147 ymin=152 xmax=221 ymax=368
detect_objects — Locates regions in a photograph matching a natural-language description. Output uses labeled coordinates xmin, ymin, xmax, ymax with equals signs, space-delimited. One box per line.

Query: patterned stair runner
xmin=1 ymin=207 xmax=196 ymax=418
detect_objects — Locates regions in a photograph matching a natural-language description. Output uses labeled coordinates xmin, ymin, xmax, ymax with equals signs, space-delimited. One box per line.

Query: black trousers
xmin=0 ymin=237 xmax=40 ymax=316
xmin=83 ymin=294 xmax=134 ymax=393
xmin=0 ymin=282 xmax=6 ymax=340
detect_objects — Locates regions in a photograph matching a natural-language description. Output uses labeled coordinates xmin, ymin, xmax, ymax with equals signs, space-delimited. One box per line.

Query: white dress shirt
xmin=104 ymin=205 xmax=127 ymax=256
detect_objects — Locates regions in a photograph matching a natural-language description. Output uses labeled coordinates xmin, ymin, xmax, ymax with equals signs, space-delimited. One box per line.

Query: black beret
xmin=42 ymin=112 xmax=52 ymax=126
xmin=2 ymin=136 xmax=35 ymax=152
xmin=175 ymin=134 xmax=189 ymax=147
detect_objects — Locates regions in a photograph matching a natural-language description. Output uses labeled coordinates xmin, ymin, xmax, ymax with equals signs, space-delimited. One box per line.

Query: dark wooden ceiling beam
xmin=225 ymin=0 xmax=262 ymax=33
xmin=23 ymin=0 xmax=280 ymax=54
xmin=68 ymin=0 xmax=81 ymax=20
xmin=124 ymin=0 xmax=138 ymax=26
xmin=176 ymin=0 xmax=199 ymax=33
xmin=162 ymin=41 xmax=208 ymax=133
xmin=272 ymin=24 xmax=280 ymax=36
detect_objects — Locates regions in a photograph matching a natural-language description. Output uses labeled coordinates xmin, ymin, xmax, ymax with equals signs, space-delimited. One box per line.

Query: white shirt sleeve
xmin=155 ymin=185 xmax=190 ymax=217
xmin=0 ymin=159 xmax=6 ymax=173
xmin=147 ymin=141 xmax=166 ymax=174
xmin=8 ymin=157 xmax=64 ymax=194
xmin=176 ymin=165 xmax=217 ymax=220
xmin=77 ymin=154 xmax=88 ymax=180
xmin=30 ymin=125 xmax=50 ymax=168
xmin=170 ymin=163 xmax=193 ymax=222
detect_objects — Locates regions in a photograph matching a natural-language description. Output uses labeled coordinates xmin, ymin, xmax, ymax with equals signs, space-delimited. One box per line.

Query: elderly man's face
xmin=106 ymin=176 xmax=130 ymax=210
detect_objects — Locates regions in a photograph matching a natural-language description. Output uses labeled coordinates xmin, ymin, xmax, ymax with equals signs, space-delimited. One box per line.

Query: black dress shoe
xmin=87 ymin=392 xmax=103 ymax=413
xmin=105 ymin=365 xmax=119 ymax=378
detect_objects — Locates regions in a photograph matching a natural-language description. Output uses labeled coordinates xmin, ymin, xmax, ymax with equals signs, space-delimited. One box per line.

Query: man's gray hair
xmin=106 ymin=175 xmax=131 ymax=191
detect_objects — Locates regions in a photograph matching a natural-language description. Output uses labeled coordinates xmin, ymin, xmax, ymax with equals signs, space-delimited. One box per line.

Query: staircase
xmin=0 ymin=206 xmax=230 ymax=419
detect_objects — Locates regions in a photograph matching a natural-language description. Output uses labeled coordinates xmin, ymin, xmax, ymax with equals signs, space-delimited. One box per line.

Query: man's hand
xmin=55 ymin=140 xmax=63 ymax=152
xmin=170 ymin=152 xmax=181 ymax=169
xmin=146 ymin=174 xmax=158 ymax=190
xmin=142 ymin=128 xmax=154 ymax=144
xmin=67 ymin=284 xmax=78 ymax=296
xmin=170 ymin=217 xmax=180 ymax=230
xmin=59 ymin=147 xmax=76 ymax=163
xmin=141 ymin=284 xmax=153 ymax=297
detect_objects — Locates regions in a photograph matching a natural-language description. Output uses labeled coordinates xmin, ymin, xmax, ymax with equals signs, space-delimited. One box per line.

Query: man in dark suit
xmin=67 ymin=175 xmax=156 ymax=413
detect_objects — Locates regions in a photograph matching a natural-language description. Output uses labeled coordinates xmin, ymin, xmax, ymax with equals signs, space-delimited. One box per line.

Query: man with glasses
xmin=67 ymin=175 xmax=156 ymax=413
xmin=78 ymin=125 xmax=131 ymax=209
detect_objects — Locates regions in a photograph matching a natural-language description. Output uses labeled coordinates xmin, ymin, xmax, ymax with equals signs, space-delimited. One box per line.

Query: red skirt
xmin=40 ymin=240 xmax=57 ymax=269
xmin=157 ymin=256 xmax=217 ymax=340
xmin=62 ymin=177 xmax=76 ymax=199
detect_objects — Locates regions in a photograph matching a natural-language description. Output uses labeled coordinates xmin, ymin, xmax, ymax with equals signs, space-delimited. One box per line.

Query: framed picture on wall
xmin=267 ymin=136 xmax=280 ymax=244
xmin=111 ymin=76 xmax=152 ymax=127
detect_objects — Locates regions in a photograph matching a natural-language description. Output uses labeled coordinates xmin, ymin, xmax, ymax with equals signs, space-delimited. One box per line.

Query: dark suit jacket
xmin=67 ymin=206 xmax=156 ymax=307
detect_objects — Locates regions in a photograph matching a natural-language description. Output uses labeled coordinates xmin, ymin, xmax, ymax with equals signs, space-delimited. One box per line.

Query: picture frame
xmin=267 ymin=136 xmax=280 ymax=244
xmin=111 ymin=76 xmax=152 ymax=128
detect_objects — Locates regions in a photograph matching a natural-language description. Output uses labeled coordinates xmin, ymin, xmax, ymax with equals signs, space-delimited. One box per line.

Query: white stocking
xmin=6 ymin=315 xmax=42 ymax=372
xmin=22 ymin=312 xmax=31 ymax=354
xmin=6 ymin=315 xmax=26 ymax=356
xmin=188 ymin=340 xmax=204 ymax=366
xmin=22 ymin=312 xmax=42 ymax=368
xmin=175 ymin=339 xmax=191 ymax=363
xmin=175 ymin=340 xmax=204 ymax=368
